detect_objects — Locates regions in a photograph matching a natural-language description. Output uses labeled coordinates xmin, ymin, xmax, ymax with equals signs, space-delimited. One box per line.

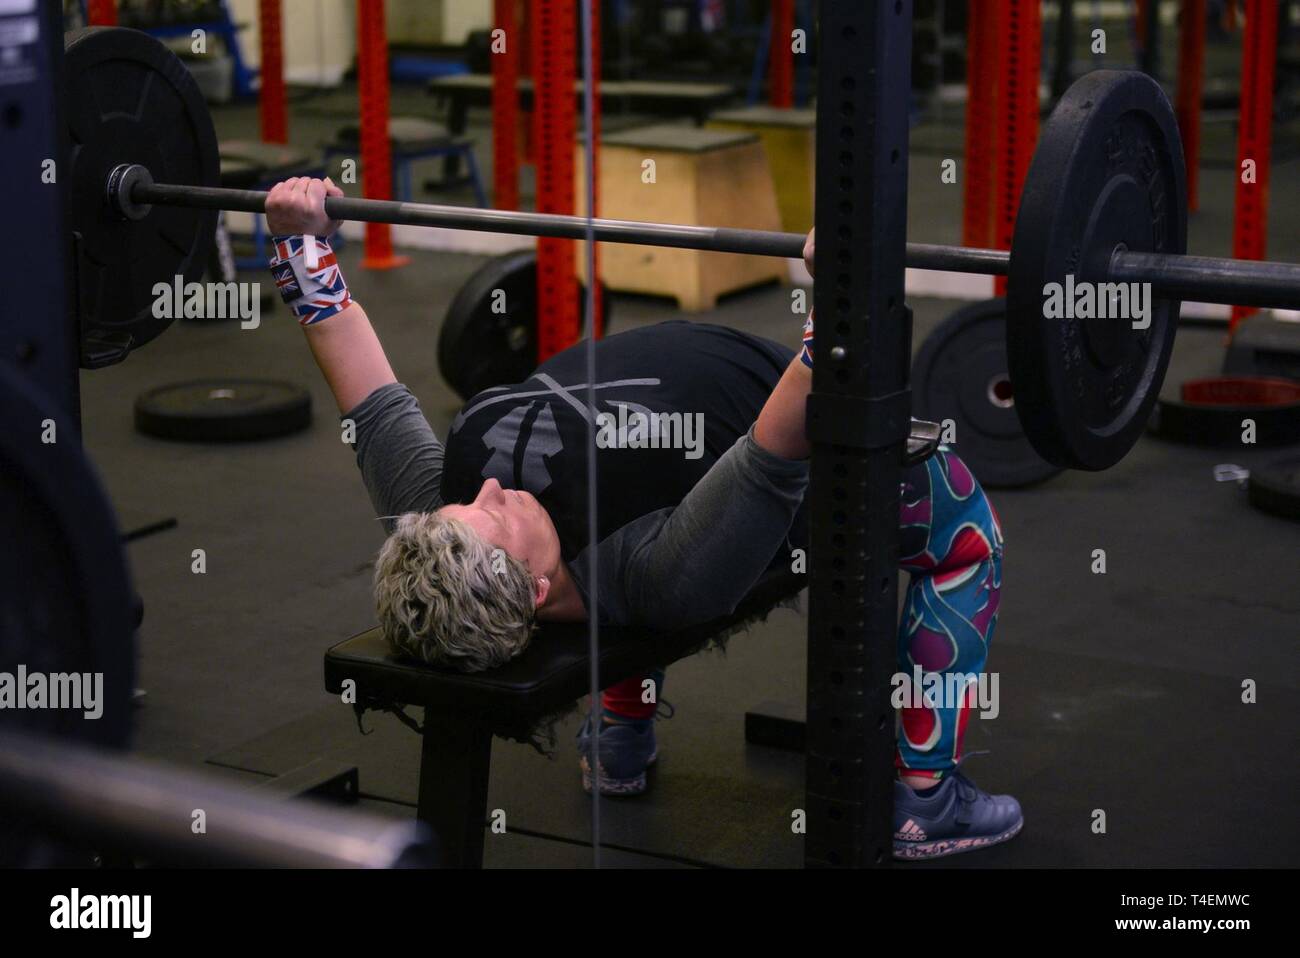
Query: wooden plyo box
xmin=576 ymin=125 xmax=786 ymax=311
xmin=707 ymin=105 xmax=816 ymax=236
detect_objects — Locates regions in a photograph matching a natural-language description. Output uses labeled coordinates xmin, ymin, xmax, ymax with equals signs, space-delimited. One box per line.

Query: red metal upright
xmin=259 ymin=0 xmax=288 ymax=144
xmin=962 ymin=2 xmax=997 ymax=251
xmin=769 ymin=0 xmax=795 ymax=108
xmin=991 ymin=0 xmax=1040 ymax=296
xmin=531 ymin=0 xmax=579 ymax=360
xmin=521 ymin=2 xmax=536 ymax=165
xmin=586 ymin=0 xmax=603 ymax=338
xmin=492 ymin=0 xmax=521 ymax=211
xmin=1230 ymin=0 xmax=1278 ymax=327
xmin=356 ymin=0 xmax=407 ymax=269
xmin=1176 ymin=0 xmax=1206 ymax=211
xmin=86 ymin=0 xmax=117 ymax=26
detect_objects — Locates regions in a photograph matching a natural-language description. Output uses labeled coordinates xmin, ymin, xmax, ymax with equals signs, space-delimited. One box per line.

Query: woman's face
xmin=439 ymin=478 xmax=562 ymax=589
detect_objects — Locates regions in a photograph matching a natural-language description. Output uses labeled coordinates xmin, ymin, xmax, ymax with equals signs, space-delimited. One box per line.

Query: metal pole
xmin=120 ymin=170 xmax=1300 ymax=308
xmin=1110 ymin=250 xmax=1300 ymax=309
xmin=128 ymin=173 xmax=1011 ymax=270
xmin=803 ymin=0 xmax=911 ymax=869
xmin=0 ymin=731 xmax=437 ymax=868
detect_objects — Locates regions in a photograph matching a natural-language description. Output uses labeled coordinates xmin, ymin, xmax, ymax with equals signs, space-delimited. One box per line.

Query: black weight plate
xmin=1248 ymin=457 xmax=1300 ymax=521
xmin=134 ymin=379 xmax=312 ymax=442
xmin=437 ymin=250 xmax=613 ymax=401
xmin=1150 ymin=376 xmax=1300 ymax=446
xmin=1007 ymin=70 xmax=1187 ymax=471
xmin=0 ymin=364 xmax=135 ymax=750
xmin=913 ymin=299 xmax=1063 ymax=488
xmin=64 ymin=27 xmax=220 ymax=365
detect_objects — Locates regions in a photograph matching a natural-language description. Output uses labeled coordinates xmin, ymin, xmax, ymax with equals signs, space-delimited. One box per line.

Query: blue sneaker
xmin=576 ymin=700 xmax=674 ymax=797
xmin=893 ymin=769 xmax=1023 ymax=860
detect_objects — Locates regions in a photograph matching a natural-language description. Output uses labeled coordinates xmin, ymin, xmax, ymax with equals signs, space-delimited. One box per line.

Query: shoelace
xmin=948 ymin=750 xmax=992 ymax=805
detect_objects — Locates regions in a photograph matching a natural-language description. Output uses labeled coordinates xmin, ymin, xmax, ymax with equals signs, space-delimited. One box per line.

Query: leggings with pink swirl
xmin=895 ymin=447 xmax=1003 ymax=779
xmin=602 ymin=447 xmax=1002 ymax=777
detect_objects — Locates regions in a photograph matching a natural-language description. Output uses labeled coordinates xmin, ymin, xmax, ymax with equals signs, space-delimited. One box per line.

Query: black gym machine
xmin=0 ymin=0 xmax=435 ymax=869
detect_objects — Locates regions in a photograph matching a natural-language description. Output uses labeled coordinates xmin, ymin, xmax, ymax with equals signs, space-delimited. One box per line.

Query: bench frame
xmin=325 ymin=571 xmax=802 ymax=868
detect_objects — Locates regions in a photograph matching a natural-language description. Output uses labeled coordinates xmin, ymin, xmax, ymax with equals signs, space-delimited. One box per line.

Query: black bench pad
xmin=324 ymin=569 xmax=803 ymax=725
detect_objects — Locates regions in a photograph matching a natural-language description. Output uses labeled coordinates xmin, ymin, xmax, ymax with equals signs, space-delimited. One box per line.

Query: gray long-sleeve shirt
xmin=348 ymin=382 xmax=808 ymax=629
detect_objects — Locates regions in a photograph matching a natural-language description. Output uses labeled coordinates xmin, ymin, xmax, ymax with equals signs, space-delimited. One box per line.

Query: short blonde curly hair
xmin=373 ymin=513 xmax=537 ymax=672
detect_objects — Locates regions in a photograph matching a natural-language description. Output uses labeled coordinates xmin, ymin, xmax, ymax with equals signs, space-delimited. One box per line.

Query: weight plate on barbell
xmin=64 ymin=27 xmax=220 ymax=367
xmin=912 ymin=299 xmax=1062 ymax=488
xmin=134 ymin=379 xmax=313 ymax=442
xmin=1007 ymin=70 xmax=1187 ymax=471
xmin=437 ymin=250 xmax=612 ymax=401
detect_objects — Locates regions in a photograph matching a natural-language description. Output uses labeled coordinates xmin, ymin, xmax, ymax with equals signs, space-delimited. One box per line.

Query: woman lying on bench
xmin=265 ymin=178 xmax=1021 ymax=860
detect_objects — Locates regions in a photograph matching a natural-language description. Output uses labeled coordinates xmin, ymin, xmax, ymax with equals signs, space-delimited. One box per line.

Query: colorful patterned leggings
xmin=895 ymin=448 xmax=1003 ymax=779
xmin=603 ymin=448 xmax=1003 ymax=780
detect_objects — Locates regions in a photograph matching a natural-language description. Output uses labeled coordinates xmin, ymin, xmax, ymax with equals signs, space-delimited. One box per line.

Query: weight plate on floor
xmin=1150 ymin=376 xmax=1300 ymax=446
xmin=912 ymin=299 xmax=1062 ymax=488
xmin=437 ymin=250 xmax=612 ymax=401
xmin=134 ymin=379 xmax=312 ymax=442
xmin=1248 ymin=457 xmax=1300 ymax=521
xmin=1007 ymin=70 xmax=1187 ymax=471
xmin=63 ymin=27 xmax=220 ymax=367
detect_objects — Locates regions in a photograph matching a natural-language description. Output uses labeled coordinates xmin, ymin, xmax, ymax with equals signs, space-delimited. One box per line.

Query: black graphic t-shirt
xmin=440 ymin=321 xmax=794 ymax=560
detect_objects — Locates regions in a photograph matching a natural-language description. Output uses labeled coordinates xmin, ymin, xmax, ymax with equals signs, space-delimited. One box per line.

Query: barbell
xmin=105 ymin=165 xmax=1300 ymax=312
xmin=64 ymin=27 xmax=1300 ymax=471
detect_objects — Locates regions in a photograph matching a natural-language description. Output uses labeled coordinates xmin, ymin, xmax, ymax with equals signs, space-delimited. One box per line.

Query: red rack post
xmin=1135 ymin=0 xmax=1150 ymax=53
xmin=769 ymin=0 xmax=795 ymax=108
xmin=356 ymin=0 xmax=407 ymax=270
xmin=1176 ymin=0 xmax=1207 ymax=211
xmin=962 ymin=2 xmax=997 ymax=251
xmin=520 ymin=2 xmax=536 ymax=166
xmin=992 ymin=0 xmax=1041 ymax=296
xmin=531 ymin=0 xmax=579 ymax=361
xmin=86 ymin=0 xmax=117 ymax=26
xmin=492 ymin=0 xmax=521 ymax=211
xmin=1230 ymin=0 xmax=1278 ymax=328
xmin=586 ymin=0 xmax=603 ymax=338
xmin=259 ymin=0 xmax=288 ymax=144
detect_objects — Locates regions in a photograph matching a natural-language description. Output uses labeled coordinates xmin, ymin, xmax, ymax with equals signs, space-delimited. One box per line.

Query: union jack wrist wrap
xmin=799 ymin=311 xmax=814 ymax=368
xmin=269 ymin=235 xmax=353 ymax=326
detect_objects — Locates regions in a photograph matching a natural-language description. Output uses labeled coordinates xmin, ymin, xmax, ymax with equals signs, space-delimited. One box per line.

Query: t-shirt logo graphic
xmin=480 ymin=402 xmax=564 ymax=494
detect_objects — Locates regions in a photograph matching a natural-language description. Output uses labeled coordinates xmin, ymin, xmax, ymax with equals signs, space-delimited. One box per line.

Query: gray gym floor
xmin=78 ymin=36 xmax=1300 ymax=867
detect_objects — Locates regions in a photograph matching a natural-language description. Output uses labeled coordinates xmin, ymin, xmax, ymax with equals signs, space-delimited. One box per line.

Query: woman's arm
xmin=753 ymin=359 xmax=812 ymax=460
xmin=301 ymin=301 xmax=397 ymax=415
xmin=264 ymin=177 xmax=397 ymax=413
xmin=581 ymin=229 xmax=820 ymax=628
xmin=753 ymin=228 xmax=816 ymax=459
xmin=583 ymin=426 xmax=809 ymax=629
